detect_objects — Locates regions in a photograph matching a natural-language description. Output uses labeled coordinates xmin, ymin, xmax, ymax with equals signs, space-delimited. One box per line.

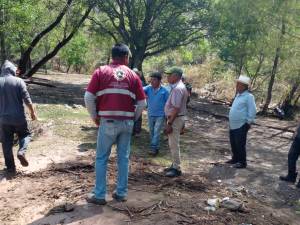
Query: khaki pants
xmin=168 ymin=117 xmax=185 ymax=170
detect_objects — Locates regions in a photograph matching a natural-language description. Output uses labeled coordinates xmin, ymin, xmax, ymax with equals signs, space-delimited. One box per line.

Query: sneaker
xmin=165 ymin=168 xmax=182 ymax=177
xmin=17 ymin=153 xmax=29 ymax=167
xmin=225 ymin=159 xmax=238 ymax=164
xmin=233 ymin=162 xmax=247 ymax=169
xmin=112 ymin=192 xmax=127 ymax=202
xmin=86 ymin=194 xmax=107 ymax=205
xmin=279 ymin=172 xmax=297 ymax=183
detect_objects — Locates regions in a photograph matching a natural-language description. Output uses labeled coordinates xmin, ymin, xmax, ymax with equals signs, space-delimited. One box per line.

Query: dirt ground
xmin=0 ymin=73 xmax=300 ymax=225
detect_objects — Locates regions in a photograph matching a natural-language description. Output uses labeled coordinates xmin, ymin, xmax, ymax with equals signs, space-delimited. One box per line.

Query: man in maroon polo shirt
xmin=84 ymin=44 xmax=146 ymax=204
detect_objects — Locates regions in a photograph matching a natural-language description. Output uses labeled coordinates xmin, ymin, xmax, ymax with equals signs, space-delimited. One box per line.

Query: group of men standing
xmin=1 ymin=43 xmax=300 ymax=206
xmin=84 ymin=44 xmax=188 ymax=204
xmin=142 ymin=67 xmax=188 ymax=177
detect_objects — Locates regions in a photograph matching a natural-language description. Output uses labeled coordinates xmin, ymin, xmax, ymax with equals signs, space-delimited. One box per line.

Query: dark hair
xmin=150 ymin=71 xmax=162 ymax=80
xmin=112 ymin=43 xmax=131 ymax=59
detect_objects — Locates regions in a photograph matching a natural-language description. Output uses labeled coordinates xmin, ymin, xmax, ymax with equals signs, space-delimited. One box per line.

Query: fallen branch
xmin=189 ymin=105 xmax=229 ymax=120
xmin=108 ymin=204 xmax=134 ymax=218
xmin=24 ymin=80 xmax=56 ymax=87
xmin=211 ymin=98 xmax=232 ymax=106
xmin=190 ymin=104 xmax=297 ymax=134
xmin=140 ymin=200 xmax=164 ymax=216
xmin=254 ymin=123 xmax=296 ymax=134
xmin=267 ymin=125 xmax=297 ymax=138
xmin=171 ymin=210 xmax=195 ymax=219
xmin=138 ymin=200 xmax=164 ymax=215
xmin=53 ymin=168 xmax=81 ymax=176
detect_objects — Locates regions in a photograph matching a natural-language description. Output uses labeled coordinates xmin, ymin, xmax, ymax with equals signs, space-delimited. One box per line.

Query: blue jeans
xmin=1 ymin=122 xmax=31 ymax=170
xmin=93 ymin=119 xmax=134 ymax=199
xmin=148 ymin=116 xmax=165 ymax=152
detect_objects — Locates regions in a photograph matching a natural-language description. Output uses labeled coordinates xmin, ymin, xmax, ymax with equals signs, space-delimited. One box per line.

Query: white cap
xmin=236 ymin=75 xmax=251 ymax=86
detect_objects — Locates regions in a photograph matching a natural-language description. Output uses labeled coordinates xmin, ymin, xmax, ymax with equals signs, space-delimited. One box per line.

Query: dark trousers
xmin=133 ymin=115 xmax=142 ymax=135
xmin=1 ymin=122 xmax=31 ymax=170
xmin=229 ymin=123 xmax=250 ymax=164
xmin=287 ymin=137 xmax=300 ymax=174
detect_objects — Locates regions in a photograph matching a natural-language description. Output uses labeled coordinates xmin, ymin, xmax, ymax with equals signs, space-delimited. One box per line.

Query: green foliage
xmin=92 ymin=0 xmax=210 ymax=69
xmin=59 ymin=32 xmax=88 ymax=72
xmin=0 ymin=0 xmax=299 ymax=109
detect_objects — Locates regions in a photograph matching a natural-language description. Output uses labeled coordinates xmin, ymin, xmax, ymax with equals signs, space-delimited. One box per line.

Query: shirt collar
xmin=170 ymin=80 xmax=181 ymax=89
xmin=151 ymin=85 xmax=161 ymax=92
xmin=237 ymin=90 xmax=248 ymax=97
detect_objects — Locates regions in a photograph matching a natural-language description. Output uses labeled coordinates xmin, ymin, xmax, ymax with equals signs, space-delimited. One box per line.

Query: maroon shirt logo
xmin=114 ymin=68 xmax=126 ymax=81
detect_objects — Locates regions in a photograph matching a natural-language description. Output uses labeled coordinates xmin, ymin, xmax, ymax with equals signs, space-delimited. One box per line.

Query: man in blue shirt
xmin=144 ymin=72 xmax=169 ymax=156
xmin=227 ymin=75 xmax=256 ymax=169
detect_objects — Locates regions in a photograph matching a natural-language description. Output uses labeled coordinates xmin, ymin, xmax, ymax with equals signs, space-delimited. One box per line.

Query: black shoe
xmin=112 ymin=192 xmax=127 ymax=202
xmin=233 ymin=162 xmax=247 ymax=169
xmin=86 ymin=194 xmax=107 ymax=205
xmin=279 ymin=172 xmax=297 ymax=183
xmin=149 ymin=150 xmax=159 ymax=157
xmin=4 ymin=168 xmax=16 ymax=177
xmin=165 ymin=168 xmax=182 ymax=177
xmin=225 ymin=159 xmax=238 ymax=164
xmin=17 ymin=153 xmax=29 ymax=167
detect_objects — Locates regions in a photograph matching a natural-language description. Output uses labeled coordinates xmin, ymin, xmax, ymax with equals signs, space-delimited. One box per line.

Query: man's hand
xmin=93 ymin=117 xmax=100 ymax=127
xmin=246 ymin=123 xmax=251 ymax=130
xmin=31 ymin=111 xmax=37 ymax=121
xmin=164 ymin=124 xmax=173 ymax=135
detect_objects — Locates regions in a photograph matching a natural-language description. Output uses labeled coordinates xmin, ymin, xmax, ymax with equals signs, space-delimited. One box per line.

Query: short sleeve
xmin=143 ymin=85 xmax=149 ymax=95
xmin=170 ymin=88 xmax=184 ymax=108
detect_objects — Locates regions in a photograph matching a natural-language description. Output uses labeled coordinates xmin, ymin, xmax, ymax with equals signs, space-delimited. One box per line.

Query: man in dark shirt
xmin=280 ymin=123 xmax=300 ymax=188
xmin=0 ymin=60 xmax=37 ymax=175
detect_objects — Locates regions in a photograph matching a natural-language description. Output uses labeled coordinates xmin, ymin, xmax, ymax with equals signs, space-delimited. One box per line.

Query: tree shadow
xmin=27 ymin=202 xmax=128 ymax=225
xmin=28 ymin=77 xmax=87 ymax=106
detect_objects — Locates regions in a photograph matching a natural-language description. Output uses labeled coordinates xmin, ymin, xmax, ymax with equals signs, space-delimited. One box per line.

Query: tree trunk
xmin=130 ymin=49 xmax=146 ymax=84
xmin=236 ymin=59 xmax=244 ymax=77
xmin=18 ymin=0 xmax=73 ymax=75
xmin=294 ymin=93 xmax=300 ymax=106
xmin=106 ymin=55 xmax=110 ymax=65
xmin=23 ymin=6 xmax=92 ymax=78
xmin=281 ymin=81 xmax=300 ymax=109
xmin=66 ymin=65 xmax=71 ymax=73
xmin=57 ymin=58 xmax=61 ymax=72
xmin=261 ymin=19 xmax=285 ymax=114
xmin=0 ymin=30 xmax=6 ymax=64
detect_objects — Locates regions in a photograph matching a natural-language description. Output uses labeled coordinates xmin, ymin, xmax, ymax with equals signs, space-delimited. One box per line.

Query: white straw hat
xmin=236 ymin=75 xmax=251 ymax=86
